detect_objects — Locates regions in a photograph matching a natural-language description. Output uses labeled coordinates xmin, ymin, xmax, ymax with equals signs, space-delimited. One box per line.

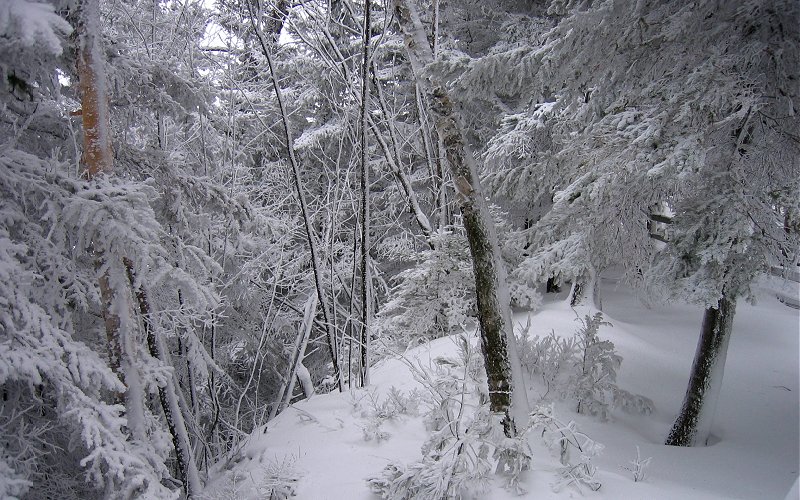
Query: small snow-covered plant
xmin=365 ymin=387 xmax=422 ymax=420
xmin=529 ymin=405 xmax=602 ymax=492
xmin=197 ymin=474 xmax=244 ymax=500
xmin=362 ymin=419 xmax=392 ymax=443
xmin=255 ymin=456 xmax=300 ymax=499
xmin=369 ymin=403 xmax=495 ymax=500
xmin=385 ymin=387 xmax=422 ymax=417
xmin=493 ymin=430 xmax=533 ymax=494
xmin=572 ymin=312 xmax=617 ymax=417
xmin=201 ymin=456 xmax=300 ymax=500
xmin=571 ymin=313 xmax=654 ymax=419
xmin=376 ymin=229 xmax=475 ymax=347
xmin=517 ymin=328 xmax=579 ymax=400
xmin=368 ymin=336 xmax=526 ymax=499
xmin=518 ymin=313 xmax=654 ymax=420
xmin=623 ymin=446 xmax=652 ymax=482
xmin=357 ymin=387 xmax=422 ymax=442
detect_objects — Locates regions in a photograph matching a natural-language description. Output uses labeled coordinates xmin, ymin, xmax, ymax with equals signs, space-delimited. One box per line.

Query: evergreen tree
xmin=461 ymin=0 xmax=799 ymax=445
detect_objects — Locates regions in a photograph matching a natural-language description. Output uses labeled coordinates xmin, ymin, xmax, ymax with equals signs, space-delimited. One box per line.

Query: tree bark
xmin=76 ymin=0 xmax=121 ymax=374
xmin=77 ymin=0 xmax=113 ymax=179
xmin=272 ymin=293 xmax=318 ymax=421
xmin=393 ymin=0 xmax=529 ymax=436
xmin=665 ymin=294 xmax=736 ymax=447
xmin=125 ymin=260 xmax=201 ymax=496
xmin=76 ymin=7 xmax=201 ymax=493
xmin=412 ymin=80 xmax=448 ymax=234
xmin=359 ymin=0 xmax=373 ymax=387
xmin=568 ymin=268 xmax=601 ymax=310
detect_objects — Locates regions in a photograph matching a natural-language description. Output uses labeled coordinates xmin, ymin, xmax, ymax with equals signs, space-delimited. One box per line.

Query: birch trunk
xmin=393 ymin=0 xmax=529 ymax=436
xmin=413 ymin=82 xmax=448 ymax=232
xmin=76 ymin=0 xmax=147 ymax=439
xmin=77 ymin=7 xmax=201 ymax=492
xmin=666 ymin=295 xmax=736 ymax=447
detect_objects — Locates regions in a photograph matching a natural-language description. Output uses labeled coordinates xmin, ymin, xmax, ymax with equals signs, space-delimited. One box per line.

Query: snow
xmin=204 ymin=273 xmax=799 ymax=499
xmin=0 ymin=0 xmax=72 ymax=55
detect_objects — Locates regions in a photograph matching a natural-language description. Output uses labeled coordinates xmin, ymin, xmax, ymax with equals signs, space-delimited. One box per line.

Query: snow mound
xmin=203 ymin=277 xmax=798 ymax=500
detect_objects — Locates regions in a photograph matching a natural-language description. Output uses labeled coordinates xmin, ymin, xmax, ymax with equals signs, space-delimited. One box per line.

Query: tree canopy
xmin=0 ymin=0 xmax=797 ymax=496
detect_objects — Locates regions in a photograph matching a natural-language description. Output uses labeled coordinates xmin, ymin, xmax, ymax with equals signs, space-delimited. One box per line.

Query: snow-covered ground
xmin=203 ymin=275 xmax=799 ymax=499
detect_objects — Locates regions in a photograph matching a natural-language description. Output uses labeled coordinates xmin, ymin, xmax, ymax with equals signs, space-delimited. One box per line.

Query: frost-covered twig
xmin=623 ymin=446 xmax=652 ymax=482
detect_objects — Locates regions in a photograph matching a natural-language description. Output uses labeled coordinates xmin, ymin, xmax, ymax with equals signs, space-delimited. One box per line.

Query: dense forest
xmin=0 ymin=0 xmax=798 ymax=498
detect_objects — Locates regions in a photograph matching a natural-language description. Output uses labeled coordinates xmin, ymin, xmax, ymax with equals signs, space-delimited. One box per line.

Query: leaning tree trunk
xmin=125 ymin=260 xmax=202 ymax=496
xmin=247 ymin=6 xmax=344 ymax=392
xmin=665 ymin=294 xmax=736 ymax=446
xmin=394 ymin=0 xmax=529 ymax=437
xmin=272 ymin=293 xmax=318 ymax=421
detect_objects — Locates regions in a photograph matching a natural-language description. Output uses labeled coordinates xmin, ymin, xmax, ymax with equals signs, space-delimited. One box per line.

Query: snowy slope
xmin=202 ymin=276 xmax=799 ymax=500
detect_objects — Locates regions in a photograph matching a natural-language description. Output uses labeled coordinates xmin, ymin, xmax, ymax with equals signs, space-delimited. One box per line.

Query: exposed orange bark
xmin=75 ymin=1 xmax=121 ymax=387
xmin=76 ymin=0 xmax=113 ymax=179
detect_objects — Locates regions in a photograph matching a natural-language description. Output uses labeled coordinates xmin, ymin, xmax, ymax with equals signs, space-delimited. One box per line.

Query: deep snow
xmin=203 ymin=274 xmax=799 ymax=500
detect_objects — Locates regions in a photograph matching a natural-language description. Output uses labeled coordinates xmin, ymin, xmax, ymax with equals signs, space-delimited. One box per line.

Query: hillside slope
xmin=203 ymin=276 xmax=799 ymax=500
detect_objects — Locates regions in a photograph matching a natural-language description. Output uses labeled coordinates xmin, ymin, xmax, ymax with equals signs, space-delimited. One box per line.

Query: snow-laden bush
xmin=519 ymin=313 xmax=654 ymax=419
xmin=376 ymin=225 xmax=540 ymax=352
xmin=353 ymin=387 xmax=422 ymax=442
xmin=255 ymin=457 xmax=300 ymax=499
xmin=367 ymin=337 xmax=532 ymax=499
xmin=376 ymin=230 xmax=475 ymax=347
xmin=199 ymin=456 xmax=300 ymax=500
xmin=529 ymin=404 xmax=603 ymax=492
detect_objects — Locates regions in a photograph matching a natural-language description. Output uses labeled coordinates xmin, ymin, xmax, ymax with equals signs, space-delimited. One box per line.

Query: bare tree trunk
xmin=431 ymin=0 xmax=440 ymax=56
xmin=568 ymin=268 xmax=602 ymax=310
xmin=76 ymin=0 xmax=121 ymax=379
xmin=393 ymin=0 xmax=529 ymax=436
xmin=77 ymin=0 xmax=113 ymax=179
xmin=246 ymin=6 xmax=344 ymax=392
xmin=359 ymin=0 xmax=373 ymax=387
xmin=272 ymin=293 xmax=318 ymax=421
xmin=413 ymin=82 xmax=449 ymax=232
xmin=125 ymin=260 xmax=202 ymax=496
xmin=263 ymin=0 xmax=291 ymax=45
xmin=666 ymin=294 xmax=736 ymax=447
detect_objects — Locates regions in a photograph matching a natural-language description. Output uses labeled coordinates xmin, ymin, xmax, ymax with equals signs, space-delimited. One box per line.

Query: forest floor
xmin=203 ymin=273 xmax=799 ymax=499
